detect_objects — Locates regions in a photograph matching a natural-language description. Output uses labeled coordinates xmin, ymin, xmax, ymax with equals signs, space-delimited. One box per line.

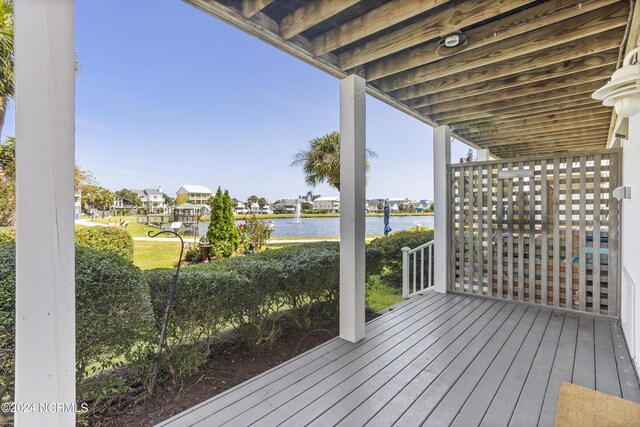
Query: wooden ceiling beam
xmin=279 ymin=0 xmax=360 ymax=40
xmin=336 ymin=0 xmax=535 ymax=70
xmin=241 ymin=0 xmax=274 ymax=18
xmin=460 ymin=122 xmax=609 ymax=144
xmin=491 ymin=139 xmax=608 ymax=157
xmin=390 ymin=32 xmax=621 ymax=101
xmin=460 ymin=118 xmax=612 ymax=140
xmin=378 ymin=4 xmax=627 ymax=92
xmin=482 ymin=130 xmax=610 ymax=147
xmin=311 ymin=0 xmax=451 ymax=56
xmin=363 ymin=0 xmax=619 ymax=81
xmin=439 ymin=99 xmax=602 ymax=124
xmin=427 ymin=82 xmax=605 ymax=121
xmin=406 ymin=59 xmax=615 ymax=107
xmin=415 ymin=68 xmax=613 ymax=113
xmin=446 ymin=105 xmax=611 ymax=128
xmin=458 ymin=112 xmax=613 ymax=136
xmin=440 ymin=104 xmax=610 ymax=132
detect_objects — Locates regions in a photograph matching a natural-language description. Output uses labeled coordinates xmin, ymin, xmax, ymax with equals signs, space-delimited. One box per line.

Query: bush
xmin=0 ymin=227 xmax=14 ymax=243
xmin=75 ymin=225 xmax=134 ymax=261
xmin=0 ymin=243 xmax=154 ymax=405
xmin=0 ymin=227 xmax=134 ymax=261
xmin=368 ymin=228 xmax=435 ymax=287
xmin=145 ymin=267 xmax=246 ymax=381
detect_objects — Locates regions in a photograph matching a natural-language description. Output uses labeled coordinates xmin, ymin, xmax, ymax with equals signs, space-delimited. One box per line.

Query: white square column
xmin=15 ymin=1 xmax=76 ymax=425
xmin=477 ymin=148 xmax=490 ymax=161
xmin=433 ymin=126 xmax=451 ymax=293
xmin=339 ymin=74 xmax=366 ymax=343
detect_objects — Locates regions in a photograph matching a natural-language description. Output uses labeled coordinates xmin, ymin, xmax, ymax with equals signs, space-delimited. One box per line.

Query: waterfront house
xmin=175 ymin=185 xmax=213 ymax=209
xmin=313 ymin=196 xmax=340 ymax=213
xmin=131 ymin=188 xmax=167 ymax=214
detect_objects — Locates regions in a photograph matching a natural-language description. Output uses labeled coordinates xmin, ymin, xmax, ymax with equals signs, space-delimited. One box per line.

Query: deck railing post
xmin=402 ymin=247 xmax=410 ymax=299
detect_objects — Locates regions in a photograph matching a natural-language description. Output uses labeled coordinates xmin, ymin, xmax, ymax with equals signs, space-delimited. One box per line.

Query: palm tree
xmin=290 ymin=131 xmax=376 ymax=191
xmin=0 ymin=0 xmax=13 ymax=141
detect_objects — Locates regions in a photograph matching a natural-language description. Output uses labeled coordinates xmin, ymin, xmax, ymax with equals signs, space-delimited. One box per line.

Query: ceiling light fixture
xmin=592 ymin=46 xmax=640 ymax=118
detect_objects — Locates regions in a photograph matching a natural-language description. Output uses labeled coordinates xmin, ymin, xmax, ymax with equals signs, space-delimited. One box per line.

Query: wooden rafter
xmin=413 ymin=67 xmax=614 ymax=112
xmin=311 ymin=0 xmax=451 ymax=56
xmin=336 ymin=0 xmax=535 ymax=70
xmin=469 ymin=123 xmax=612 ymax=144
xmin=428 ymin=83 xmax=605 ymax=121
xmin=378 ymin=4 xmax=628 ymax=92
xmin=460 ymin=112 xmax=613 ymax=135
xmin=362 ymin=0 xmax=619 ymax=80
xmin=279 ymin=0 xmax=361 ymax=40
xmin=390 ymin=32 xmax=622 ymax=101
xmin=241 ymin=0 xmax=274 ymax=18
xmin=447 ymin=104 xmax=610 ymax=128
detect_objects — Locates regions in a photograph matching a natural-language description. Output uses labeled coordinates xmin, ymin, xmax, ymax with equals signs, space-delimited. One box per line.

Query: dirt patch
xmin=88 ymin=311 xmax=380 ymax=426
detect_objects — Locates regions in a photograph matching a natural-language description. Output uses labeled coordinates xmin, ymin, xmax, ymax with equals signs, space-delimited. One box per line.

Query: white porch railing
xmin=401 ymin=241 xmax=435 ymax=299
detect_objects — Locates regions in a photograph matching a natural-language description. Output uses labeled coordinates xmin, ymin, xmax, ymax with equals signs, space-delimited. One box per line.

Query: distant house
xmin=261 ymin=204 xmax=273 ymax=214
xmin=176 ymin=185 xmax=213 ymax=211
xmin=235 ymin=202 xmax=248 ymax=215
xmin=112 ymin=196 xmax=133 ymax=212
xmin=272 ymin=198 xmax=298 ymax=214
xmin=313 ymin=196 xmax=340 ymax=213
xmin=132 ymin=188 xmax=167 ymax=214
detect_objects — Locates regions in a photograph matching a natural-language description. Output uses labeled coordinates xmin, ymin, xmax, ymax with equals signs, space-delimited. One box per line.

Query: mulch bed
xmin=88 ymin=311 xmax=380 ymax=426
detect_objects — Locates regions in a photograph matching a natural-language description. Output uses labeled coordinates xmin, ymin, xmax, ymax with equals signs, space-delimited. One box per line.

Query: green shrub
xmin=0 ymin=227 xmax=14 ymax=243
xmin=145 ymin=267 xmax=245 ymax=381
xmin=0 ymin=244 xmax=154 ymax=404
xmin=75 ymin=225 xmax=134 ymax=261
xmin=368 ymin=229 xmax=435 ymax=287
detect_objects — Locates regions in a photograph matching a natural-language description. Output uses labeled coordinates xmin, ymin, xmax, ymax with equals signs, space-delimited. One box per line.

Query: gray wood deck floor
xmin=158 ymin=291 xmax=640 ymax=427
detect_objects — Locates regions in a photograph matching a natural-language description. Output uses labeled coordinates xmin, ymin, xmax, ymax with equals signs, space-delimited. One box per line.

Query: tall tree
xmin=290 ymin=131 xmax=376 ymax=191
xmin=207 ymin=187 xmax=240 ymax=258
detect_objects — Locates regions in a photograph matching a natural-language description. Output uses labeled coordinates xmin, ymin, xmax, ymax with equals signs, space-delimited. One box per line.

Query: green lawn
xmin=91 ymin=216 xmax=162 ymax=237
xmin=133 ymin=240 xmax=182 ymax=270
xmin=366 ymin=277 xmax=403 ymax=312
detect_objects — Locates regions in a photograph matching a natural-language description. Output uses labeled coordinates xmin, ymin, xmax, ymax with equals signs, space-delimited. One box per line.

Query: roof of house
xmin=178 ymin=185 xmax=214 ymax=194
xmin=144 ymin=188 xmax=163 ymax=196
xmin=314 ymin=196 xmax=340 ymax=202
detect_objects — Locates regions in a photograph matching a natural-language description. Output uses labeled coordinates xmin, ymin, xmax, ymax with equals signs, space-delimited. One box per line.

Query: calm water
xmin=177 ymin=215 xmax=434 ymax=238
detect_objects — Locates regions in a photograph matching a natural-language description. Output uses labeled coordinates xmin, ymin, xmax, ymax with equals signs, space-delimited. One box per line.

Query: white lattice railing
xmin=401 ymin=240 xmax=435 ymax=299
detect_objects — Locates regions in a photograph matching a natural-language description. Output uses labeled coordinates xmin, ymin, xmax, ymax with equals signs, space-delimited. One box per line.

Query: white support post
xmin=477 ymin=148 xmax=490 ymax=161
xmin=401 ymin=247 xmax=410 ymax=299
xmin=15 ymin=1 xmax=76 ymax=426
xmin=433 ymin=126 xmax=451 ymax=293
xmin=339 ymin=74 xmax=366 ymax=343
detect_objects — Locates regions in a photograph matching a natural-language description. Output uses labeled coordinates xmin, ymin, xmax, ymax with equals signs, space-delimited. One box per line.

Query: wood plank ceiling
xmin=184 ymin=0 xmax=632 ymax=158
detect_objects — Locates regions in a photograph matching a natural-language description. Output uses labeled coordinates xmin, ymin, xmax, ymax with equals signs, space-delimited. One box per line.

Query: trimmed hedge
xmin=368 ymin=229 xmax=435 ymax=287
xmin=0 ymin=226 xmax=133 ymax=260
xmin=75 ymin=225 xmax=134 ymax=261
xmin=145 ymin=242 xmax=381 ymax=379
xmin=0 ymin=243 xmax=154 ymax=403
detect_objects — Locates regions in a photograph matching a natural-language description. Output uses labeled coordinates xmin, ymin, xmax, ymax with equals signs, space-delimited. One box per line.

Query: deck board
xmin=158 ymin=292 xmax=640 ymax=427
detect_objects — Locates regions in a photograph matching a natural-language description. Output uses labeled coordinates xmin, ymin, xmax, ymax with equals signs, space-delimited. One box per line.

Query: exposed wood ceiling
xmin=184 ymin=0 xmax=633 ymax=158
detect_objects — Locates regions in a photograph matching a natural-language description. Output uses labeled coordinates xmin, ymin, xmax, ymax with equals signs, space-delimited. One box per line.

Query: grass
xmin=91 ymin=216 xmax=162 ymax=238
xmin=133 ymin=240 xmax=182 ymax=270
xmin=366 ymin=276 xmax=403 ymax=312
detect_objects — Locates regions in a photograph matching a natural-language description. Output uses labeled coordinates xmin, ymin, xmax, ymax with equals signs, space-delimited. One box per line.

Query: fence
xmin=449 ymin=150 xmax=620 ymax=316
xmin=402 ymin=240 xmax=435 ymax=298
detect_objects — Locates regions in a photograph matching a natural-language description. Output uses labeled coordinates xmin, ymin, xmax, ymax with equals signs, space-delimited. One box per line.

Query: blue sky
xmin=4 ymin=0 xmax=473 ymax=201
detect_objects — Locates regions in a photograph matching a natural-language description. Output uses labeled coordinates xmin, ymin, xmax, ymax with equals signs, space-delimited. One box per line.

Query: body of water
xmin=176 ymin=215 xmax=434 ymax=238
